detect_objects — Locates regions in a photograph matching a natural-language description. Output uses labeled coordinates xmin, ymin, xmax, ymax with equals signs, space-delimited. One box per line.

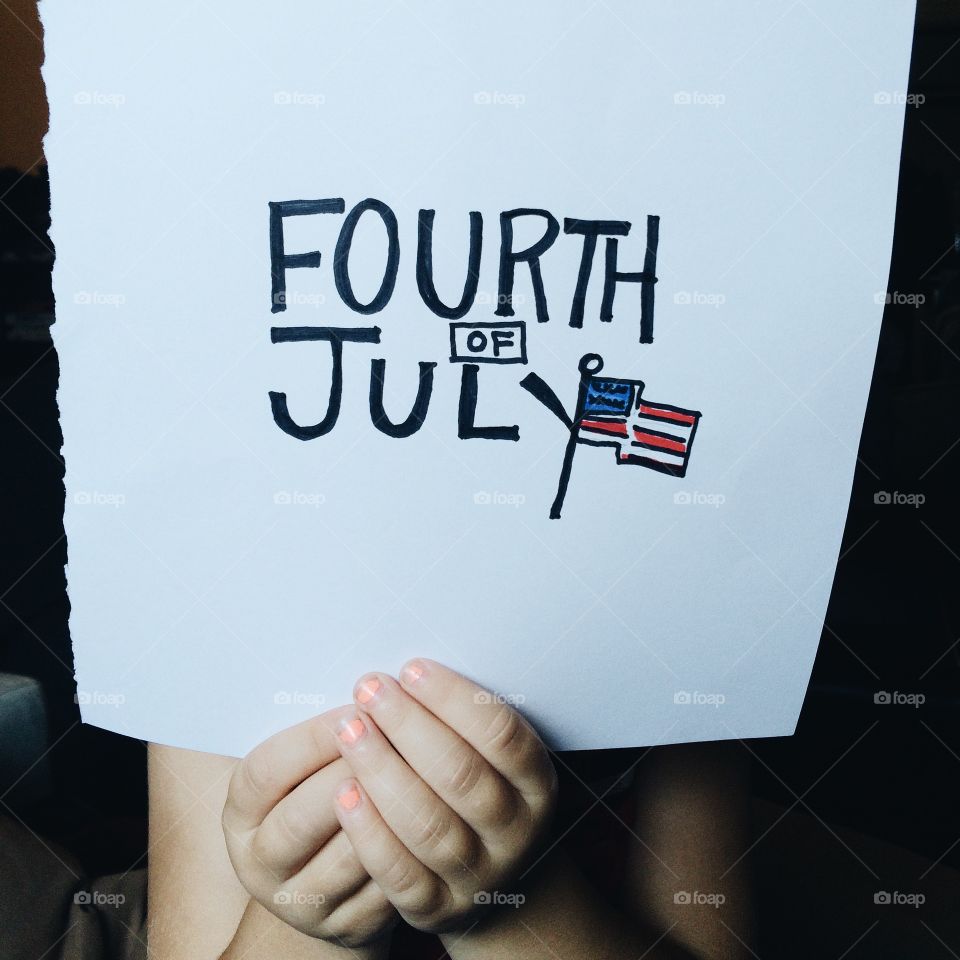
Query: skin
xmin=147 ymin=659 xmax=754 ymax=959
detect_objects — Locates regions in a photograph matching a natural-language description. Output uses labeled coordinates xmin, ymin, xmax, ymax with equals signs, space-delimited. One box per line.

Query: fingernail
xmin=336 ymin=716 xmax=366 ymax=746
xmin=400 ymin=660 xmax=424 ymax=685
xmin=336 ymin=782 xmax=362 ymax=811
xmin=355 ymin=677 xmax=382 ymax=705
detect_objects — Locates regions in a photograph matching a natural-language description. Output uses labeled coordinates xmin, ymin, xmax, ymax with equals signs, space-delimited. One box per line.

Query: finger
xmin=280 ymin=828 xmax=370 ymax=911
xmin=397 ymin=659 xmax=556 ymax=804
xmin=332 ymin=777 xmax=452 ymax=928
xmin=224 ymin=705 xmax=355 ymax=833
xmin=271 ymin=838 xmax=396 ymax=947
xmin=333 ymin=712 xmax=482 ymax=883
xmin=315 ymin=878 xmax=399 ymax=949
xmin=352 ymin=672 xmax=518 ymax=836
xmin=247 ymin=755 xmax=353 ymax=879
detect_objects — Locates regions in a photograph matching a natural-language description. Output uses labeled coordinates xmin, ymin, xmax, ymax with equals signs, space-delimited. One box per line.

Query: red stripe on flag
xmin=581 ymin=419 xmax=628 ymax=437
xmin=638 ymin=404 xmax=696 ymax=425
xmin=632 ymin=429 xmax=687 ymax=452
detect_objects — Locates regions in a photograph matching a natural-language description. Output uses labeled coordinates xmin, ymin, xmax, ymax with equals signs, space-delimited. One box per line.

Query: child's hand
xmin=220 ymin=707 xmax=400 ymax=948
xmin=331 ymin=658 xmax=558 ymax=934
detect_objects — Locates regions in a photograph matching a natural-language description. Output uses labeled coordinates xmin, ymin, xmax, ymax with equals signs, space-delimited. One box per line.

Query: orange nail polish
xmin=400 ymin=661 xmax=424 ymax=685
xmin=337 ymin=783 xmax=362 ymax=811
xmin=355 ymin=677 xmax=382 ymax=704
xmin=337 ymin=716 xmax=366 ymax=745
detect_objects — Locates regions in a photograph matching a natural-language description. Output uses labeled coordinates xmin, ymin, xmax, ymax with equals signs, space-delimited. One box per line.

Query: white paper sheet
xmin=42 ymin=0 xmax=916 ymax=756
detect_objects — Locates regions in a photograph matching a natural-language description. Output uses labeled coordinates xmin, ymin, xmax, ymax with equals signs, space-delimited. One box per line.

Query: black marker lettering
xmin=416 ymin=209 xmax=483 ymax=319
xmin=269 ymin=198 xmax=345 ymax=314
xmin=334 ymin=199 xmax=400 ymax=315
xmin=563 ymin=218 xmax=631 ymax=328
xmin=601 ymin=214 xmax=659 ymax=342
xmin=269 ymin=326 xmax=381 ymax=440
xmin=369 ymin=359 xmax=436 ymax=438
xmin=457 ymin=364 xmax=519 ymax=441
xmin=495 ymin=208 xmax=559 ymax=323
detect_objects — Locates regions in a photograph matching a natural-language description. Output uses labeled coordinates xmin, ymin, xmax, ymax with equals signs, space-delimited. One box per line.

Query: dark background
xmin=1 ymin=2 xmax=958 ymax=957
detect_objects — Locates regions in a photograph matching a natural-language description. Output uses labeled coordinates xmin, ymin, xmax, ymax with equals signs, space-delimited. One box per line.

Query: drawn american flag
xmin=577 ymin=376 xmax=700 ymax=477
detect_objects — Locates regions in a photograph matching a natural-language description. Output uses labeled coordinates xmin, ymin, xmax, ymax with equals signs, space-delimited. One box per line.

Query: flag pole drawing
xmin=521 ymin=354 xmax=702 ymax=519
